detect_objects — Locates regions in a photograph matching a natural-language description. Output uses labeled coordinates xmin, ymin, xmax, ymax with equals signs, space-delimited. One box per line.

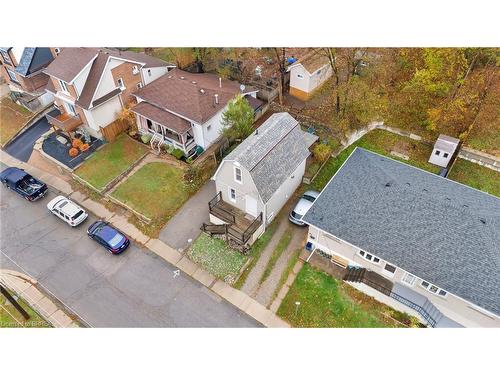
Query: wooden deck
xmin=212 ymin=199 xmax=253 ymax=232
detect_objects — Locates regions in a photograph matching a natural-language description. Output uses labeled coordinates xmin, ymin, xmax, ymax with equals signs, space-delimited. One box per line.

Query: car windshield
xmin=291 ymin=211 xmax=302 ymax=220
xmin=302 ymin=194 xmax=316 ymax=203
xmin=108 ymin=233 xmax=124 ymax=247
xmin=72 ymin=210 xmax=84 ymax=220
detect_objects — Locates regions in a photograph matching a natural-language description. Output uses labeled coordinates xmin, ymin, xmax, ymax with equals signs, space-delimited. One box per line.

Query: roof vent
xmin=480 ymin=218 xmax=486 ymax=224
xmin=445 ymin=197 xmax=451 ymax=201
xmin=167 ymin=75 xmax=172 ymax=79
xmin=180 ymin=76 xmax=185 ymax=80
xmin=214 ymin=94 xmax=219 ymax=105
xmin=385 ymin=182 xmax=392 ymax=187
xmin=463 ymin=204 xmax=469 ymax=208
xmin=200 ymin=89 xmax=205 ymax=94
xmin=255 ymin=129 xmax=259 ymax=135
xmin=192 ymin=81 xmax=197 ymax=84
xmin=405 ymin=182 xmax=411 ymax=186
xmin=422 ymin=188 xmax=428 ymax=192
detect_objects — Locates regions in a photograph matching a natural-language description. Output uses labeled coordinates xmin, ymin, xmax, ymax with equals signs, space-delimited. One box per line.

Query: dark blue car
xmin=0 ymin=167 xmax=48 ymax=201
xmin=87 ymin=220 xmax=130 ymax=254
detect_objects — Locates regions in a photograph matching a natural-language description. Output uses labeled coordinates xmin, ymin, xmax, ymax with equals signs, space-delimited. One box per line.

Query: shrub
xmin=79 ymin=143 xmax=90 ymax=152
xmin=170 ymin=148 xmax=185 ymax=160
xmin=183 ymin=165 xmax=202 ymax=193
xmin=72 ymin=138 xmax=83 ymax=148
xmin=313 ymin=143 xmax=332 ymax=163
xmin=69 ymin=147 xmax=79 ymax=157
xmin=141 ymin=134 xmax=152 ymax=144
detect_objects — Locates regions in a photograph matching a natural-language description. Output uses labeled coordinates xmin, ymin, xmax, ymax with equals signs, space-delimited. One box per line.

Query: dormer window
xmin=59 ymin=79 xmax=69 ymax=93
xmin=234 ymin=167 xmax=242 ymax=184
xmin=132 ymin=65 xmax=139 ymax=75
xmin=1 ymin=50 xmax=12 ymax=65
xmin=117 ymin=78 xmax=125 ymax=90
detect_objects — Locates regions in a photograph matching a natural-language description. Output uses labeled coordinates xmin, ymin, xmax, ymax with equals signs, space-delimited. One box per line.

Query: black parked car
xmin=0 ymin=167 xmax=48 ymax=201
xmin=87 ymin=220 xmax=130 ymax=254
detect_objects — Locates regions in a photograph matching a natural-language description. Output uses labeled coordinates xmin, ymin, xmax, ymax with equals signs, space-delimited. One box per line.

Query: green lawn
xmin=1 ymin=288 xmax=51 ymax=328
xmin=75 ymin=134 xmax=148 ymax=190
xmin=0 ymin=97 xmax=31 ymax=146
xmin=277 ymin=264 xmax=413 ymax=328
xmin=312 ymin=129 xmax=440 ymax=190
xmin=448 ymin=159 xmax=500 ymax=197
xmin=187 ymin=233 xmax=248 ymax=284
xmin=111 ymin=162 xmax=190 ymax=219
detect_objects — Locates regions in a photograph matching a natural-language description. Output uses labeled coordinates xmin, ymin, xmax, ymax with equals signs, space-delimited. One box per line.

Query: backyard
xmin=0 ymin=288 xmax=51 ymax=328
xmin=311 ymin=129 xmax=440 ymax=190
xmin=277 ymin=264 xmax=416 ymax=328
xmin=187 ymin=233 xmax=248 ymax=284
xmin=111 ymin=162 xmax=191 ymax=220
xmin=448 ymin=159 xmax=500 ymax=197
xmin=0 ymin=96 xmax=31 ymax=146
xmin=75 ymin=134 xmax=148 ymax=190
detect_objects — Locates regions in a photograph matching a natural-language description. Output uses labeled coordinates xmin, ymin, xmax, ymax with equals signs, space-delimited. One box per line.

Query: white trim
xmin=234 ymin=166 xmax=242 ymax=184
xmin=382 ymin=262 xmax=397 ymax=278
xmin=68 ymin=53 xmax=98 ymax=84
xmin=88 ymin=55 xmax=112 ymax=108
xmin=228 ymin=187 xmax=236 ymax=203
xmin=401 ymin=272 xmax=417 ymax=286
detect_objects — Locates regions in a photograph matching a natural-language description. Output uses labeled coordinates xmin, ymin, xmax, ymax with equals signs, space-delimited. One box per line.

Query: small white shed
xmin=428 ymin=135 xmax=460 ymax=168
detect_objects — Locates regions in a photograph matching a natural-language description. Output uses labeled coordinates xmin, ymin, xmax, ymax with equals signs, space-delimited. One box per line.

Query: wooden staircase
xmin=343 ymin=266 xmax=366 ymax=282
xmin=150 ymin=133 xmax=163 ymax=154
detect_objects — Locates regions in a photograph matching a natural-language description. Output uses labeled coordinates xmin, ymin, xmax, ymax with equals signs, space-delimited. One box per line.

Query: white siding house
xmin=208 ymin=112 xmax=318 ymax=245
xmin=287 ymin=52 xmax=332 ymax=100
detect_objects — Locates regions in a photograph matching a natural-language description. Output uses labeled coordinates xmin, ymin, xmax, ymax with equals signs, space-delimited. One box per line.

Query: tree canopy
xmin=220 ymin=94 xmax=255 ymax=140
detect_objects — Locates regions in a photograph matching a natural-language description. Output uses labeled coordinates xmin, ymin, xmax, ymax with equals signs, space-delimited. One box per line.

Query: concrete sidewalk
xmin=0 ymin=269 xmax=79 ymax=327
xmin=0 ymin=150 xmax=289 ymax=328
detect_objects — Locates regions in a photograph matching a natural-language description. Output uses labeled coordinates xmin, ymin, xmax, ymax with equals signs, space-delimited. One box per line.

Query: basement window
xmin=358 ymin=250 xmax=380 ymax=264
xmin=421 ymin=280 xmax=447 ymax=297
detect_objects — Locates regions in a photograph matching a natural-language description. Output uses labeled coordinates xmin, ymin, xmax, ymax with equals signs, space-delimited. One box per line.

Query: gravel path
xmin=254 ymin=226 xmax=306 ymax=307
xmin=241 ymin=219 xmax=289 ymax=296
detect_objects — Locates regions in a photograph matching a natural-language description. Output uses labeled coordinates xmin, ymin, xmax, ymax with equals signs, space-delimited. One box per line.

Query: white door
xmin=245 ymin=195 xmax=258 ymax=217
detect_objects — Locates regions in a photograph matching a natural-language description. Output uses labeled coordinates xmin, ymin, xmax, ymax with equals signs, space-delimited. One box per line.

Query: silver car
xmin=289 ymin=190 xmax=319 ymax=226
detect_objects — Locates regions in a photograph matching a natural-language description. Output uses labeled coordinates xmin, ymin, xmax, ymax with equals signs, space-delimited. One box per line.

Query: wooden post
xmin=0 ymin=285 xmax=30 ymax=320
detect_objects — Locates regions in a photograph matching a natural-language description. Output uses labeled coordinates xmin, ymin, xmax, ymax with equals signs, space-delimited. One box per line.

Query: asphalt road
xmin=0 ymin=179 xmax=260 ymax=327
xmin=3 ymin=116 xmax=50 ymax=162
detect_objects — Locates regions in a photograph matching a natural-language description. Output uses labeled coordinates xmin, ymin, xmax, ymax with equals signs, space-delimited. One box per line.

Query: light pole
xmin=295 ymin=301 xmax=301 ymax=317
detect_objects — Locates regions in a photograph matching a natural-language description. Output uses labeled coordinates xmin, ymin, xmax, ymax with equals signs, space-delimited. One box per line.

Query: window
xmin=146 ymin=118 xmax=153 ymax=131
xmin=147 ymin=69 xmax=152 ymax=77
xmin=6 ymin=68 xmax=18 ymax=83
xmin=316 ymin=69 xmax=322 ymax=75
xmin=59 ymin=79 xmax=68 ymax=93
xmin=1 ymin=50 xmax=12 ymax=65
xmin=401 ymin=272 xmax=416 ymax=286
xmin=420 ymin=280 xmax=447 ymax=297
xmin=207 ymin=124 xmax=212 ymax=131
xmin=66 ymin=103 xmax=76 ymax=116
xmin=435 ymin=150 xmax=441 ymax=156
xmin=229 ymin=188 xmax=236 ymax=202
xmin=54 ymin=48 xmax=61 ymax=56
xmin=443 ymin=153 xmax=449 ymax=158
xmin=383 ymin=263 xmax=397 ymax=277
xmin=136 ymin=82 xmax=143 ymax=89
xmin=117 ymin=78 xmax=125 ymax=89
xmin=358 ymin=250 xmax=380 ymax=264
xmin=297 ymin=73 xmax=304 ymax=79
xmin=132 ymin=65 xmax=139 ymax=75
xmin=234 ymin=167 xmax=242 ymax=183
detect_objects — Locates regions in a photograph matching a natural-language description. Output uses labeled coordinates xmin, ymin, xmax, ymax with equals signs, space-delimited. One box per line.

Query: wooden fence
xmin=101 ymin=120 xmax=130 ymax=142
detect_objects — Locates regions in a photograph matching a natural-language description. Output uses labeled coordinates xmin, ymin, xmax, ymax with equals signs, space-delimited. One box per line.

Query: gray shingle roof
xmin=225 ymin=112 xmax=311 ymax=203
xmin=15 ymin=48 xmax=53 ymax=77
xmin=303 ymin=147 xmax=500 ymax=315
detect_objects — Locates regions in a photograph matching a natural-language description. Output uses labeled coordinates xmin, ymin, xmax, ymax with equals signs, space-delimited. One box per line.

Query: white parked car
xmin=289 ymin=190 xmax=319 ymax=226
xmin=47 ymin=196 xmax=88 ymax=227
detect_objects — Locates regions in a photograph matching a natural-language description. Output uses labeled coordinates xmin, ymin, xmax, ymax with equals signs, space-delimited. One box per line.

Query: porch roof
xmin=131 ymin=101 xmax=191 ymax=134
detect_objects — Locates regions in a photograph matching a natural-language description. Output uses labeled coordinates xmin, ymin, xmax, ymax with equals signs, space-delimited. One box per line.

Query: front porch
xmin=132 ymin=102 xmax=197 ymax=156
xmin=203 ymin=191 xmax=263 ymax=245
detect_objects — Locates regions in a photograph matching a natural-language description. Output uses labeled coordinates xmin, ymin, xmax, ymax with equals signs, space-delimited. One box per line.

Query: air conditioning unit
xmin=132 ymin=66 xmax=139 ymax=75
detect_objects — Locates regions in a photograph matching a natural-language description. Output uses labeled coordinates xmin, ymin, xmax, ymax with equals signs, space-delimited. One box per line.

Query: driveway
xmin=159 ymin=179 xmax=216 ymax=251
xmin=3 ymin=116 xmax=50 ymax=162
xmin=0 ymin=175 xmax=259 ymax=327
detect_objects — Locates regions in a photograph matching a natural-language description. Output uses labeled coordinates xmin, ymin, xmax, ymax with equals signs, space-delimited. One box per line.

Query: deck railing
xmin=46 ymin=109 xmax=83 ymax=132
xmin=208 ymin=191 xmax=235 ymax=224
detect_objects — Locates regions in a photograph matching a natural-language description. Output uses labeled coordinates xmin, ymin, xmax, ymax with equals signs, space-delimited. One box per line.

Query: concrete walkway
xmin=254 ymin=225 xmax=306 ymax=307
xmin=0 ymin=149 xmax=289 ymax=328
xmin=0 ymin=269 xmax=79 ymax=327
xmin=241 ymin=218 xmax=290 ymax=296
xmin=159 ymin=180 xmax=216 ymax=252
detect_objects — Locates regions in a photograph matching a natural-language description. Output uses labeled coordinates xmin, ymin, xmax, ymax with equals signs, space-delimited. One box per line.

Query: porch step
xmin=343 ymin=266 xmax=366 ymax=283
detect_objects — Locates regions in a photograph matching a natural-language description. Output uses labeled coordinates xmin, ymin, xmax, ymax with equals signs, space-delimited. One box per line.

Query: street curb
xmin=0 ymin=149 xmax=290 ymax=328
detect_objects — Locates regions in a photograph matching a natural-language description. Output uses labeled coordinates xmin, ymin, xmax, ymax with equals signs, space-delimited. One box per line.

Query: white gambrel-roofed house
xmin=206 ymin=112 xmax=318 ymax=245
